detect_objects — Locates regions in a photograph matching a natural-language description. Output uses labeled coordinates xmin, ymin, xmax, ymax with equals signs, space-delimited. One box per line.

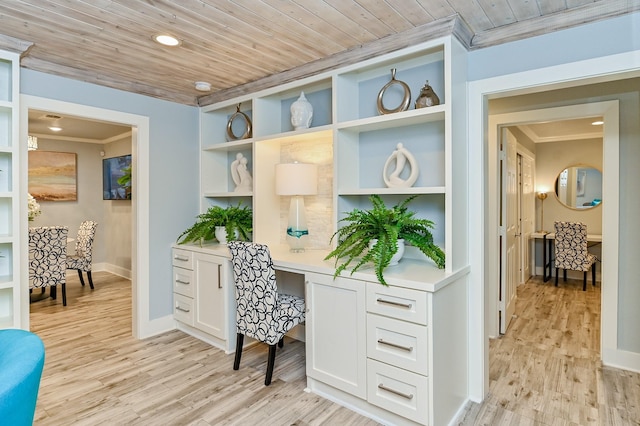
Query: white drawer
xmin=173 ymin=267 xmax=194 ymax=297
xmin=172 ymin=248 xmax=194 ymax=270
xmin=367 ymin=314 xmax=428 ymax=376
xmin=174 ymin=293 xmax=195 ymax=326
xmin=366 ymin=285 xmax=428 ymax=325
xmin=367 ymin=358 xmax=428 ymax=424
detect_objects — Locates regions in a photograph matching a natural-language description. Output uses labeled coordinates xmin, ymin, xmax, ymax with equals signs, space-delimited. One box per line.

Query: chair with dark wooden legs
xmin=66 ymin=220 xmax=98 ymax=289
xmin=29 ymin=226 xmax=69 ymax=305
xmin=554 ymin=221 xmax=597 ymax=291
xmin=228 ymin=241 xmax=306 ymax=386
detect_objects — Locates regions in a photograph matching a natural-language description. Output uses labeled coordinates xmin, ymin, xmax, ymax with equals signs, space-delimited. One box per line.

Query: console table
xmin=530 ymin=232 xmax=602 ymax=281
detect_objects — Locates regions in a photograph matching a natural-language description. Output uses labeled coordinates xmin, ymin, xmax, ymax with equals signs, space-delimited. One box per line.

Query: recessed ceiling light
xmin=591 ymin=120 xmax=604 ymax=125
xmin=153 ymin=34 xmax=181 ymax=47
xmin=48 ymin=126 xmax=62 ymax=132
xmin=195 ymin=81 xmax=212 ymax=92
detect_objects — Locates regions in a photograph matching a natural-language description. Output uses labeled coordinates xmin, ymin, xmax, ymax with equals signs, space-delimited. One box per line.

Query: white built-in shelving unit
xmin=199 ymin=36 xmax=468 ymax=271
xmin=0 ymin=49 xmax=21 ymax=329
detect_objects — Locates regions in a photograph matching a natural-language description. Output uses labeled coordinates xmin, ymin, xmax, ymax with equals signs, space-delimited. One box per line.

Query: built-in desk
xmin=171 ymin=242 xmax=470 ymax=426
xmin=530 ymin=232 xmax=602 ymax=281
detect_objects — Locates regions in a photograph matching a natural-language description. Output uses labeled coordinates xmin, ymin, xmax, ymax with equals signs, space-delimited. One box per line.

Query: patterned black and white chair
xmin=554 ymin=221 xmax=597 ymax=291
xmin=227 ymin=241 xmax=306 ymax=386
xmin=66 ymin=220 xmax=98 ymax=289
xmin=29 ymin=226 xmax=69 ymax=305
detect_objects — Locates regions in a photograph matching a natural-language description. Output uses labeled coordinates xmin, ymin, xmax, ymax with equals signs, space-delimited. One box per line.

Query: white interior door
xmin=520 ymin=154 xmax=534 ymax=282
xmin=499 ymin=128 xmax=518 ymax=334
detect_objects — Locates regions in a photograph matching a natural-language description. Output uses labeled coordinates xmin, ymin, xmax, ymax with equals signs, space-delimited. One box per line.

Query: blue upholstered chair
xmin=66 ymin=220 xmax=98 ymax=289
xmin=0 ymin=329 xmax=46 ymax=426
xmin=554 ymin=221 xmax=597 ymax=291
xmin=227 ymin=241 xmax=306 ymax=386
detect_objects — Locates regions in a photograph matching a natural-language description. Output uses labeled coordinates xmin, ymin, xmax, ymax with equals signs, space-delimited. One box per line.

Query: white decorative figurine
xmin=383 ymin=143 xmax=419 ymax=188
xmin=290 ymin=91 xmax=313 ymax=130
xmin=231 ymin=153 xmax=253 ymax=192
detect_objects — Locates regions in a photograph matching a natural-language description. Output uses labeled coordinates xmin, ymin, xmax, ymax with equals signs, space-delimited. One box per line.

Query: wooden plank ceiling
xmin=0 ymin=0 xmax=638 ymax=106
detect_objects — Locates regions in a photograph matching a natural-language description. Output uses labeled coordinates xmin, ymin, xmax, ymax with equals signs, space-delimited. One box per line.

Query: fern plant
xmin=177 ymin=203 xmax=252 ymax=245
xmin=325 ymin=195 xmax=445 ymax=286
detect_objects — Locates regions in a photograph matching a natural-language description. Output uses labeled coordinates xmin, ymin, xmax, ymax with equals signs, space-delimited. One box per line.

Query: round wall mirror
xmin=554 ymin=165 xmax=602 ymax=209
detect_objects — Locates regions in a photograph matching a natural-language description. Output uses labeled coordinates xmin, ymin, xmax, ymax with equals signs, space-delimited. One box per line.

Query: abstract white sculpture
xmin=383 ymin=143 xmax=419 ymax=188
xmin=231 ymin=153 xmax=253 ymax=192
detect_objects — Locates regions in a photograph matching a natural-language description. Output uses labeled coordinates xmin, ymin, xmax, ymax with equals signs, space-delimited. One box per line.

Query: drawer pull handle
xmin=175 ymin=279 xmax=190 ymax=285
xmin=377 ymin=338 xmax=413 ymax=352
xmin=174 ymin=255 xmax=189 ymax=262
xmin=175 ymin=306 xmax=190 ymax=313
xmin=376 ymin=298 xmax=412 ymax=309
xmin=218 ymin=264 xmax=222 ymax=289
xmin=378 ymin=384 xmax=414 ymax=400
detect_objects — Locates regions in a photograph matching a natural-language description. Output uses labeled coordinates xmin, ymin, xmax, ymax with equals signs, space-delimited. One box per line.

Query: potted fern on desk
xmin=177 ymin=203 xmax=252 ymax=245
xmin=325 ymin=195 xmax=445 ymax=286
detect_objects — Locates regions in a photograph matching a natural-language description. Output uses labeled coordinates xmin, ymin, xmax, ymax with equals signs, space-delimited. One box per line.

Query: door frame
xmin=20 ymin=95 xmax=151 ymax=339
xmin=467 ymin=50 xmax=638 ymax=401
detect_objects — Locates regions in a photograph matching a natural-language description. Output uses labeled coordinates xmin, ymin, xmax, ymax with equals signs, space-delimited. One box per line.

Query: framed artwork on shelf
xmin=28 ymin=151 xmax=77 ymax=201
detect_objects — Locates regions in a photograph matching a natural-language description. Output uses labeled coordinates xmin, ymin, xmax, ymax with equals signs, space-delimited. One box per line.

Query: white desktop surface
xmin=531 ymin=231 xmax=602 ymax=242
xmin=176 ymin=242 xmax=469 ymax=293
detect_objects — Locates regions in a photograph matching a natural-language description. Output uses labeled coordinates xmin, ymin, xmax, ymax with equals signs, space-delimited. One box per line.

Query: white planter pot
xmin=214 ymin=226 xmax=239 ymax=244
xmin=369 ymin=238 xmax=405 ymax=266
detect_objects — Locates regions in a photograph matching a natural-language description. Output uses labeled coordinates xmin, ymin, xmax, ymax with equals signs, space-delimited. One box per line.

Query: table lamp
xmin=275 ymin=162 xmax=318 ymax=252
xmin=536 ymin=191 xmax=548 ymax=232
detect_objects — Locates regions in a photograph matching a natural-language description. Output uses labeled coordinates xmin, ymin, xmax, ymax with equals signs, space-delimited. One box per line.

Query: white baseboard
xmin=603 ymin=347 xmax=640 ymax=373
xmin=138 ymin=314 xmax=175 ymax=339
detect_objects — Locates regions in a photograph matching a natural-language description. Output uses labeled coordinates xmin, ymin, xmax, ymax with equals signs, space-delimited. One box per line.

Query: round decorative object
xmin=415 ymin=80 xmax=440 ymax=109
xmin=377 ymin=68 xmax=411 ymax=115
xmin=226 ymin=103 xmax=253 ymax=141
xmin=290 ymin=91 xmax=314 ymax=130
xmin=383 ymin=143 xmax=419 ymax=188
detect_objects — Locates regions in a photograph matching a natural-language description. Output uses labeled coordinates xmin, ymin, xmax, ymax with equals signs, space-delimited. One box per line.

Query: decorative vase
xmin=226 ymin=103 xmax=253 ymax=141
xmin=369 ymin=239 xmax=405 ymax=266
xmin=377 ymin=68 xmax=411 ymax=115
xmin=415 ymin=80 xmax=440 ymax=109
xmin=214 ymin=226 xmax=239 ymax=245
xmin=290 ymin=91 xmax=313 ymax=130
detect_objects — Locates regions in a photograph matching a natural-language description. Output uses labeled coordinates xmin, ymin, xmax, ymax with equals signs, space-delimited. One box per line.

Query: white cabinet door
xmin=194 ymin=253 xmax=226 ymax=340
xmin=305 ymin=272 xmax=367 ymax=399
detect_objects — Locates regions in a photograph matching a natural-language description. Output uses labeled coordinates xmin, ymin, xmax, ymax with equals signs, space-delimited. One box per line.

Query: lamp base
xmin=286 ymin=196 xmax=309 ymax=252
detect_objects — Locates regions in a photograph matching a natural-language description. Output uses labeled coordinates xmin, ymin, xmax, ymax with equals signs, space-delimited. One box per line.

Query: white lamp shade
xmin=275 ymin=162 xmax=318 ymax=195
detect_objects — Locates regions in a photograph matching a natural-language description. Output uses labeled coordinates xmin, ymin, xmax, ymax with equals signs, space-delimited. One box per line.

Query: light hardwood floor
xmin=30 ymin=273 xmax=639 ymax=425
xmin=30 ymin=272 xmax=378 ymax=425
xmin=460 ymin=276 xmax=640 ymax=426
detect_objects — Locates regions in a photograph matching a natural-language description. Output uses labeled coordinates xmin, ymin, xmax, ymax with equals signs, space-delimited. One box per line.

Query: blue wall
xmin=21 ymin=69 xmax=200 ymax=320
xmin=468 ymin=13 xmax=640 ymax=354
xmin=468 ymin=12 xmax=640 ymax=82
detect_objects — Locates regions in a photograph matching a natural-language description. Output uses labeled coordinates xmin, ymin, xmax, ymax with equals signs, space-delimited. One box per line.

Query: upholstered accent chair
xmin=0 ymin=329 xmax=46 ymax=425
xmin=29 ymin=226 xmax=69 ymax=305
xmin=227 ymin=241 xmax=306 ymax=386
xmin=554 ymin=221 xmax=597 ymax=291
xmin=66 ymin=220 xmax=98 ymax=289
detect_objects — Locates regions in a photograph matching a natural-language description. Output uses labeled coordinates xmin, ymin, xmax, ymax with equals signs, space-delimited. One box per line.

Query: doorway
xmin=20 ymin=95 xmax=151 ymax=338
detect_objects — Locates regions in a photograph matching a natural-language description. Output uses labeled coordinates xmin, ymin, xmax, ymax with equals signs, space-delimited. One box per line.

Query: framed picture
xmin=28 ymin=151 xmax=77 ymax=201
xmin=103 ymin=154 xmax=132 ymax=200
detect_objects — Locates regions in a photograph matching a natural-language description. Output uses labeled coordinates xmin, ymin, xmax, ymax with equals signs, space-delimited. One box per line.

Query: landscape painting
xmin=28 ymin=151 xmax=77 ymax=201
